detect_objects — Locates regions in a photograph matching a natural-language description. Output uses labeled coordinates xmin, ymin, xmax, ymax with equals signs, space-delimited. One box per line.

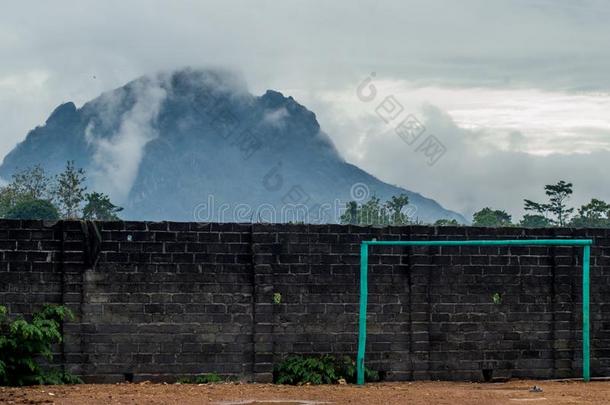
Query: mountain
xmin=0 ymin=68 xmax=466 ymax=224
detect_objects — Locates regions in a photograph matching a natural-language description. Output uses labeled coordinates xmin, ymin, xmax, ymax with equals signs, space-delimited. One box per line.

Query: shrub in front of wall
xmin=0 ymin=305 xmax=82 ymax=386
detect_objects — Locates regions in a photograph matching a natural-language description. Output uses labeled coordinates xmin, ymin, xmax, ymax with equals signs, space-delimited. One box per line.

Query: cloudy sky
xmin=2 ymin=0 xmax=610 ymax=219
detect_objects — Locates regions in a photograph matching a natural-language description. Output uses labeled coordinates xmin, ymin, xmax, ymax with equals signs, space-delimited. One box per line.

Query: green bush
xmin=338 ymin=356 xmax=379 ymax=384
xmin=5 ymin=198 xmax=60 ymax=220
xmin=274 ymin=355 xmax=379 ymax=385
xmin=0 ymin=305 xmax=82 ymax=386
xmin=177 ymin=373 xmax=223 ymax=384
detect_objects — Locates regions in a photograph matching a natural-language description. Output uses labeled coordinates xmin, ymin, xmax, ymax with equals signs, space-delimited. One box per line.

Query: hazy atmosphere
xmin=4 ymin=1 xmax=610 ymax=399
xmin=2 ymin=0 xmax=610 ymax=220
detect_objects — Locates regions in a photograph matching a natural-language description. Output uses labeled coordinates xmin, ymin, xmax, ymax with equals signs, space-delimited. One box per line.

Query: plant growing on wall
xmin=273 ymin=292 xmax=282 ymax=304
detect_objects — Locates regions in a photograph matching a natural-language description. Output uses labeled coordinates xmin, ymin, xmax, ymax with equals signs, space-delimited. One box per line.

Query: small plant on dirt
xmin=274 ymin=355 xmax=379 ymax=385
xmin=338 ymin=356 xmax=379 ymax=384
xmin=177 ymin=373 xmax=223 ymax=384
xmin=492 ymin=292 xmax=503 ymax=305
xmin=274 ymin=355 xmax=338 ymax=385
xmin=0 ymin=304 xmax=82 ymax=386
xmin=273 ymin=293 xmax=282 ymax=305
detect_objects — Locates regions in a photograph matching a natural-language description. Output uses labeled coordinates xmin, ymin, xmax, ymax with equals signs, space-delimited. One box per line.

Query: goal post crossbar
xmin=357 ymin=239 xmax=593 ymax=385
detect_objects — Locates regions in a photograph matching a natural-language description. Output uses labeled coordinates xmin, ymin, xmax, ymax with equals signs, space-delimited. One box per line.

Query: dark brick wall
xmin=1 ymin=220 xmax=609 ymax=382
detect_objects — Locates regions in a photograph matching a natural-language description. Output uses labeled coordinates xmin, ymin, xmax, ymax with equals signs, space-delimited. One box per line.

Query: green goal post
xmin=357 ymin=239 xmax=593 ymax=385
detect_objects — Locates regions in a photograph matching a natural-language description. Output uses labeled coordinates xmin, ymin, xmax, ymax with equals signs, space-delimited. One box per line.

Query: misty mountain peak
xmin=168 ymin=67 xmax=248 ymax=93
xmin=46 ymin=102 xmax=77 ymax=125
xmin=0 ymin=68 xmax=465 ymax=224
xmin=261 ymin=89 xmax=288 ymax=104
xmin=260 ymin=89 xmax=319 ymax=134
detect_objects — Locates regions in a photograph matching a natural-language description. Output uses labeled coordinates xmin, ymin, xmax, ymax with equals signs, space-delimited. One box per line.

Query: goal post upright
xmin=356 ymin=238 xmax=593 ymax=385
xmin=583 ymin=244 xmax=591 ymax=382
xmin=357 ymin=242 xmax=369 ymax=385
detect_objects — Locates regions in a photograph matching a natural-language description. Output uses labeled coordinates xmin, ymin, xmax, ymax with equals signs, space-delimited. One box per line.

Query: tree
xmin=10 ymin=165 xmax=51 ymax=200
xmin=1 ymin=163 xmax=122 ymax=221
xmin=343 ymin=201 xmax=359 ymax=225
xmin=0 ymin=166 xmax=53 ymax=218
xmin=340 ymin=194 xmax=411 ymax=226
xmin=5 ymin=198 xmax=60 ymax=220
xmin=519 ymin=214 xmax=552 ymax=228
xmin=385 ymin=194 xmax=410 ymax=225
xmin=523 ymin=199 xmax=548 ymax=216
xmin=0 ymin=187 xmax=19 ymax=218
xmin=472 ymin=207 xmax=512 ymax=227
xmin=354 ymin=195 xmax=385 ymax=225
xmin=52 ymin=161 xmax=87 ymax=219
xmin=434 ymin=218 xmax=459 ymax=226
xmin=524 ymin=180 xmax=574 ymax=226
xmin=545 ymin=180 xmax=574 ymax=226
xmin=570 ymin=198 xmax=610 ymax=228
xmin=82 ymin=192 xmax=123 ymax=221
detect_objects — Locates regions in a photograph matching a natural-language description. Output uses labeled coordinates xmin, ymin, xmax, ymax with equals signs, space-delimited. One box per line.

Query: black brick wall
xmin=1 ymin=220 xmax=609 ymax=382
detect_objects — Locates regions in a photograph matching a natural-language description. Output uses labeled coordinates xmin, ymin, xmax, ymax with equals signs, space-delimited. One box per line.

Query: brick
xmin=1 ymin=221 xmax=608 ymax=382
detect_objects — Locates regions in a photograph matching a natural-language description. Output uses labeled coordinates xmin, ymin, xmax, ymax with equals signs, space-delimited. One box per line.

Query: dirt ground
xmin=1 ymin=380 xmax=609 ymax=405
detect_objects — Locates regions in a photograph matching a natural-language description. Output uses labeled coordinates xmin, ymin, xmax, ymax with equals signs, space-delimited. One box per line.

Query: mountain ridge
xmin=0 ymin=68 xmax=466 ymax=224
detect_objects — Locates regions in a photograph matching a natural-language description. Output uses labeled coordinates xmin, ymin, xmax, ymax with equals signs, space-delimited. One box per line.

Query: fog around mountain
xmin=0 ymin=69 xmax=466 ymax=224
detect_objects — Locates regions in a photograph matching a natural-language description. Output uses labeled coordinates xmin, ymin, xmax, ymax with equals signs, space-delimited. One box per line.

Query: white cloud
xmin=85 ymin=78 xmax=167 ymax=203
xmin=307 ymin=99 xmax=610 ymax=220
xmin=294 ymin=79 xmax=610 ymax=156
xmin=263 ymin=107 xmax=289 ymax=129
xmin=1 ymin=0 xmax=610 ymax=220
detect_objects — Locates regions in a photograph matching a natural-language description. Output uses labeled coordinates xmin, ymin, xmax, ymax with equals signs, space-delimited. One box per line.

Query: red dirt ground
xmin=1 ymin=380 xmax=609 ymax=405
